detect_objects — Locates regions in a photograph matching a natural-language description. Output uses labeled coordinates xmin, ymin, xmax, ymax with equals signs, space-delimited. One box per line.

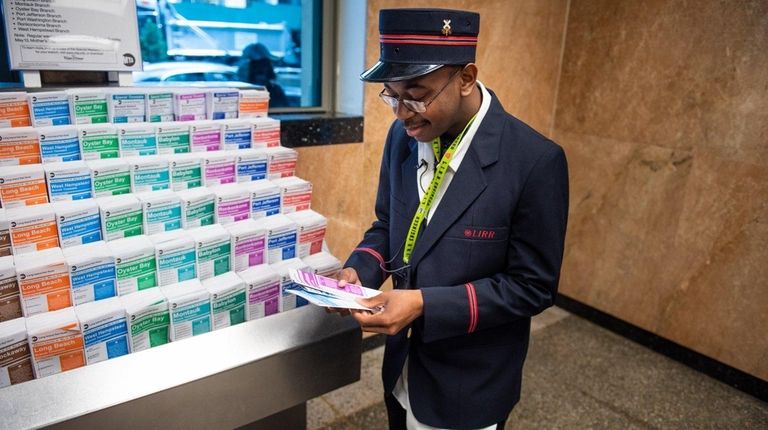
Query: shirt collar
xmin=416 ymin=80 xmax=492 ymax=172
xmin=448 ymin=80 xmax=491 ymax=172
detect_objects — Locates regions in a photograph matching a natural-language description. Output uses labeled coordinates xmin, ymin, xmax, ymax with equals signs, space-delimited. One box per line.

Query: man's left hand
xmin=352 ymin=290 xmax=424 ymax=335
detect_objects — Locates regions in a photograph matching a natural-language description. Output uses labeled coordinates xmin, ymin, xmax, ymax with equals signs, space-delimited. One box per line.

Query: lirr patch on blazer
xmin=464 ymin=228 xmax=497 ymax=239
xmin=448 ymin=225 xmax=508 ymax=241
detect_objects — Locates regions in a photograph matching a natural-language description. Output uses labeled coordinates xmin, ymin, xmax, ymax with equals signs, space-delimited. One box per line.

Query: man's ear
xmin=459 ymin=64 xmax=479 ymax=96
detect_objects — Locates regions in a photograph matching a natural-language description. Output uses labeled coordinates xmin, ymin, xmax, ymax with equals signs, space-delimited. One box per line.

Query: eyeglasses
xmin=378 ymin=67 xmax=462 ymax=113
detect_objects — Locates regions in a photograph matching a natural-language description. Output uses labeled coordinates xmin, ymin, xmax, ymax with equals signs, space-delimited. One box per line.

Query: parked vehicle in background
xmin=133 ymin=61 xmax=256 ymax=87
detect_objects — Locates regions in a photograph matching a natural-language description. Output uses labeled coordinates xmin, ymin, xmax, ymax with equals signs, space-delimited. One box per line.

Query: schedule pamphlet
xmin=287 ymin=270 xmax=381 ymax=311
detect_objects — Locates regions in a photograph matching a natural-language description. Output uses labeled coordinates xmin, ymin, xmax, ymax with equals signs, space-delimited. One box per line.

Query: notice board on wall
xmin=2 ymin=0 xmax=142 ymax=71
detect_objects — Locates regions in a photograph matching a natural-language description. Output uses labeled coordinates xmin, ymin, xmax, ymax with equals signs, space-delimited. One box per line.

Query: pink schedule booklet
xmin=287 ymin=270 xmax=381 ymax=311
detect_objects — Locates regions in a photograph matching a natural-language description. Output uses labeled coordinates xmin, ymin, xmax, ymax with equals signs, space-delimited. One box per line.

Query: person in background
xmin=336 ymin=8 xmax=569 ymax=430
xmin=237 ymin=42 xmax=289 ymax=107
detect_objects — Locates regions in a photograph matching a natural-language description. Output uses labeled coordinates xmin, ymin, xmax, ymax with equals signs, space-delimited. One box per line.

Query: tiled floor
xmin=307 ymin=307 xmax=768 ymax=429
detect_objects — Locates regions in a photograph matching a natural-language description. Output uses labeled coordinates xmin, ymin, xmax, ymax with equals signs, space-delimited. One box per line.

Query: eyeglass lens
xmin=379 ymin=67 xmax=462 ymax=113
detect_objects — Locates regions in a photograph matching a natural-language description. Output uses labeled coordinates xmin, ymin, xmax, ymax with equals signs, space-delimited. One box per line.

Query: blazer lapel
xmin=407 ymin=149 xmax=486 ymax=267
xmin=407 ymin=91 xmax=506 ymax=268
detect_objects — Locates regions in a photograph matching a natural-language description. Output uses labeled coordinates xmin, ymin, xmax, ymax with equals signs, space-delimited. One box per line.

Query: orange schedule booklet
xmin=0 ymin=127 xmax=40 ymax=166
xmin=0 ymin=164 xmax=48 ymax=209
xmin=15 ymin=247 xmax=72 ymax=317
xmin=238 ymin=89 xmax=270 ymax=118
xmin=26 ymin=307 xmax=85 ymax=378
xmin=0 ymin=92 xmax=32 ymax=128
xmin=7 ymin=204 xmax=60 ymax=255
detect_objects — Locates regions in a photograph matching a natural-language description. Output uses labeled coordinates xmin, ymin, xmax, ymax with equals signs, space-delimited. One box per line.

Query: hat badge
xmin=442 ymin=19 xmax=452 ymax=36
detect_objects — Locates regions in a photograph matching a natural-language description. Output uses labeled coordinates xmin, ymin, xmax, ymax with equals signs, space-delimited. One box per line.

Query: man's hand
xmin=337 ymin=267 xmax=360 ymax=286
xmin=352 ymin=290 xmax=424 ymax=336
xmin=327 ymin=267 xmax=361 ymax=316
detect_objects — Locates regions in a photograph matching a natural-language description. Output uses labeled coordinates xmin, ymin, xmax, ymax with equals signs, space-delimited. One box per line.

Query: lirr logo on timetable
xmin=123 ymin=54 xmax=136 ymax=67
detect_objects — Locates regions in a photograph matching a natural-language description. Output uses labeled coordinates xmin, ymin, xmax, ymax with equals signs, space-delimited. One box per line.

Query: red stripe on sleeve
xmin=354 ymin=247 xmax=384 ymax=265
xmin=465 ymin=283 xmax=478 ymax=333
xmin=354 ymin=247 xmax=387 ymax=282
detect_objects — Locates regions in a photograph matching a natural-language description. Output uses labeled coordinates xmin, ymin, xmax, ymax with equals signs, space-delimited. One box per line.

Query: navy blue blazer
xmin=345 ymin=90 xmax=569 ymax=428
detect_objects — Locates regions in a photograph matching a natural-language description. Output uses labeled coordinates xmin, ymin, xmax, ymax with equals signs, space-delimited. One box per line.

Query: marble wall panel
xmin=657 ymin=153 xmax=768 ymax=379
xmin=561 ymin=136 xmax=697 ymax=329
xmin=555 ymin=0 xmax=768 ymax=379
xmin=555 ymin=0 xmax=768 ymax=165
xmin=295 ymin=144 xmax=366 ymax=260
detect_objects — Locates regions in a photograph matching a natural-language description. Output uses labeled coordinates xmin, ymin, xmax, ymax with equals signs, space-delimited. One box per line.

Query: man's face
xmin=382 ymin=66 xmax=464 ymax=142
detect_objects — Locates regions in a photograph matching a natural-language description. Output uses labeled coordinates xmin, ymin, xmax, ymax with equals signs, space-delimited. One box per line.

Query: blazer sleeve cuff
xmin=344 ymin=247 xmax=388 ymax=289
xmin=421 ymin=283 xmax=479 ymax=343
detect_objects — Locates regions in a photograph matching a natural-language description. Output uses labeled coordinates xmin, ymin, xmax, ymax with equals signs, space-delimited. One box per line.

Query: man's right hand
xmin=326 ymin=267 xmax=360 ymax=316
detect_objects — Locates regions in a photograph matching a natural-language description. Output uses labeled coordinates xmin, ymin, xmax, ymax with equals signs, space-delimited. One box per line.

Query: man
xmin=338 ymin=8 xmax=569 ymax=430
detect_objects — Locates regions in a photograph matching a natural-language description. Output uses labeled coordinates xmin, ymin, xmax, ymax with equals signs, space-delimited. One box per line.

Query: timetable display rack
xmin=2 ymin=306 xmax=360 ymax=430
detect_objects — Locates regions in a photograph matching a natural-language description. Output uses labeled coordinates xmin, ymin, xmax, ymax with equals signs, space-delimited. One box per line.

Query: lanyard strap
xmin=403 ymin=115 xmax=476 ymax=264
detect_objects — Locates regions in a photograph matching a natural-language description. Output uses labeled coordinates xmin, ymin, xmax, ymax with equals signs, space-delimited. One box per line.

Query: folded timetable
xmin=287 ymin=270 xmax=380 ymax=311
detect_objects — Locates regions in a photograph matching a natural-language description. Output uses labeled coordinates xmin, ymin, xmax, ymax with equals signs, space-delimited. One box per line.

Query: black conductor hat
xmin=361 ymin=8 xmax=480 ymax=82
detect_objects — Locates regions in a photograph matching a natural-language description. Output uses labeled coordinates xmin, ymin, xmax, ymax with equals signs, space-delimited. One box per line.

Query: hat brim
xmin=360 ymin=62 xmax=444 ymax=82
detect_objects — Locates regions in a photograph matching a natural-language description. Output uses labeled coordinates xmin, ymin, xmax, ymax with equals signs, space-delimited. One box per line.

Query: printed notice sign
xmin=2 ymin=0 xmax=142 ymax=71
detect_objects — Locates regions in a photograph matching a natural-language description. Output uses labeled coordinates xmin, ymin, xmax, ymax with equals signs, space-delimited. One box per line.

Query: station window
xmin=134 ymin=0 xmax=325 ymax=110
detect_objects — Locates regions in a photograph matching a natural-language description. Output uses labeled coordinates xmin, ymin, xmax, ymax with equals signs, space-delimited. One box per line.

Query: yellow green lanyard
xmin=403 ymin=115 xmax=477 ymax=264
